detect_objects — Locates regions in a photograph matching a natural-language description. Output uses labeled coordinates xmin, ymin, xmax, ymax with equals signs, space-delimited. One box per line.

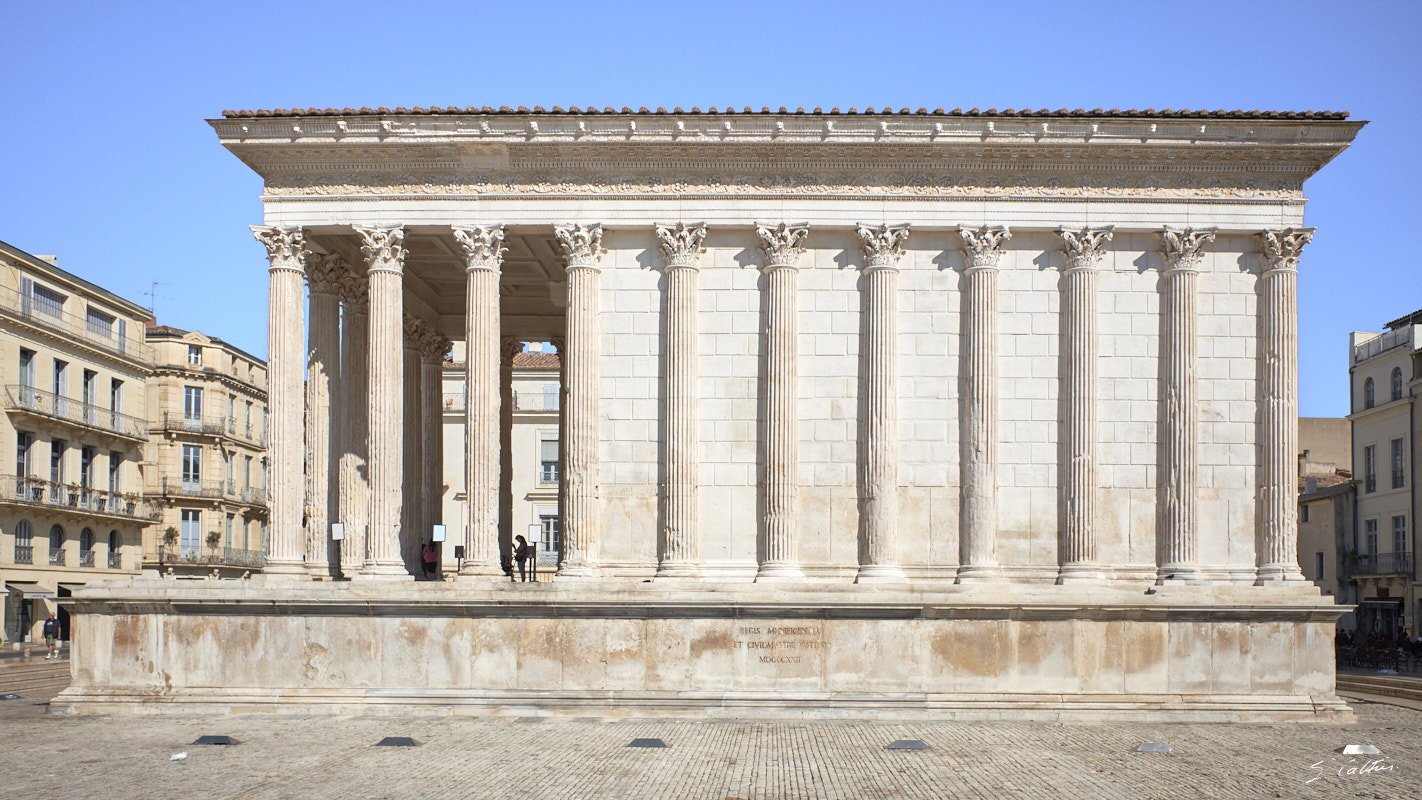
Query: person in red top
xmin=421 ymin=541 xmax=438 ymax=580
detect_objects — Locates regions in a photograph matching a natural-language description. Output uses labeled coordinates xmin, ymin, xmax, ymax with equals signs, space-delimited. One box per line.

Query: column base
xmin=556 ymin=561 xmax=600 ymax=580
xmin=755 ymin=562 xmax=804 ymax=582
xmin=353 ymin=563 xmax=414 ymax=581
xmin=1255 ymin=565 xmax=1306 ymax=585
xmin=1154 ymin=566 xmax=1210 ymax=586
xmin=955 ymin=564 xmax=1006 ymax=584
xmin=854 ymin=564 xmax=908 ymax=584
xmin=305 ymin=564 xmax=334 ymax=580
xmin=1056 ymin=565 xmax=1106 ymax=585
xmin=261 ymin=561 xmax=307 ymax=578
xmin=655 ymin=562 xmax=701 ymax=579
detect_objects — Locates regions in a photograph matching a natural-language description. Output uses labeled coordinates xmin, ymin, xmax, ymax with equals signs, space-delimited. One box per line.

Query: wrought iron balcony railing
xmin=159 ymin=412 xmax=266 ymax=445
xmin=159 ymin=477 xmax=267 ymax=506
xmin=159 ymin=546 xmax=265 ymax=570
xmin=2 ymin=475 xmax=161 ymax=522
xmin=1355 ymin=551 xmax=1413 ymax=577
xmin=14 ymin=545 xmax=32 ymax=564
xmin=3 ymin=385 xmax=148 ymax=440
xmin=0 ymin=286 xmax=153 ymax=365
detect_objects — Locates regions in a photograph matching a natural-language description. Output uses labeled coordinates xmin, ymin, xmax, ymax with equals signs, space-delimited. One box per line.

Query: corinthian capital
xmin=555 ymin=223 xmax=605 ymax=269
xmin=305 ymin=253 xmax=348 ymax=293
xmin=957 ymin=225 xmax=1011 ymax=269
xmin=354 ymin=225 xmax=407 ymax=273
xmin=338 ymin=268 xmax=369 ymax=311
xmin=857 ymin=223 xmax=910 ymax=269
xmin=756 ymin=222 xmax=809 ymax=267
xmin=1161 ymin=227 xmax=1216 ymax=272
xmin=1260 ymin=227 xmax=1314 ymax=272
xmin=1058 ymin=227 xmax=1115 ymax=270
xmin=656 ymin=223 xmax=708 ymax=268
xmin=252 ymin=225 xmax=309 ymax=271
xmin=402 ymin=314 xmax=426 ymax=348
xmin=420 ymin=332 xmax=452 ymax=364
xmin=453 ymin=225 xmax=507 ymax=272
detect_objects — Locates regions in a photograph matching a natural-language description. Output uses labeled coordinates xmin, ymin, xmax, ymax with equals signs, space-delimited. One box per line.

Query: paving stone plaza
xmin=3 ymin=684 xmax=1419 ymax=799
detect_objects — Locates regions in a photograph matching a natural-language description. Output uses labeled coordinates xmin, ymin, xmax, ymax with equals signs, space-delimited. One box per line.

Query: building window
xmin=539 ymin=437 xmax=559 ymax=484
xmin=108 ymin=452 xmax=122 ymax=494
xmin=79 ymin=446 xmax=96 ymax=490
xmin=1394 ymin=516 xmax=1408 ymax=554
xmin=183 ymin=386 xmax=203 ymax=422
xmin=1301 ymin=504 xmax=1310 ymax=523
xmin=31 ymin=283 xmax=65 ymax=318
xmin=1315 ymin=552 xmax=1325 ymax=581
xmin=538 ymin=510 xmax=559 ymax=556
xmin=52 ymin=359 xmax=67 ymax=399
xmin=1393 ymin=438 xmax=1406 ymax=489
xmin=1393 ymin=367 xmax=1404 ymax=402
xmin=48 ymin=525 xmax=64 ymax=566
xmin=15 ymin=431 xmax=33 ymax=479
xmin=14 ymin=520 xmax=33 ymax=564
xmin=85 ymin=307 xmax=115 ymax=337
xmin=543 ymin=383 xmax=559 ymax=411
xmin=110 ymin=379 xmax=123 ymax=416
xmin=1364 ymin=445 xmax=1377 ymax=493
xmin=188 ymin=345 xmax=202 ymax=366
xmin=107 ymin=531 xmax=120 ymax=569
xmin=1365 ymin=519 xmax=1378 ymax=555
xmin=79 ymin=528 xmax=94 ymax=567
xmin=1364 ymin=377 xmax=1375 ymax=409
xmin=182 ymin=445 xmax=202 ymax=487
xmin=18 ymin=349 xmax=35 ymax=388
xmin=180 ymin=509 xmax=201 ymax=556
xmin=225 ymin=513 xmax=234 ymax=547
xmin=49 ymin=439 xmax=66 ymax=501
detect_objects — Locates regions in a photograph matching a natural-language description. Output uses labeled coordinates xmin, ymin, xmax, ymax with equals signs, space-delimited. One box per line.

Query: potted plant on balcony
xmin=94 ymin=491 xmax=107 ymax=512
xmin=206 ymin=530 xmax=222 ymax=562
xmin=66 ymin=482 xmax=81 ymax=506
xmin=161 ymin=526 xmax=178 ymax=564
xmin=123 ymin=492 xmax=137 ymax=514
xmin=26 ymin=476 xmax=42 ymax=501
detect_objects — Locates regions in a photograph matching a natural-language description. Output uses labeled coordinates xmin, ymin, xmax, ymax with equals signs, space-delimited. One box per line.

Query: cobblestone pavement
xmin=0 ymin=689 xmax=1417 ymax=800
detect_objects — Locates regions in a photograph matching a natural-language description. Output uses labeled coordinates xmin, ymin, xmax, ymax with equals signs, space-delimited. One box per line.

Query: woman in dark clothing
xmin=514 ymin=535 xmax=530 ymax=582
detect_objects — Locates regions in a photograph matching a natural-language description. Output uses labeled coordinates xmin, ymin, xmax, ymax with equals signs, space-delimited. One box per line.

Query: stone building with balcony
xmin=441 ymin=342 xmax=560 ymax=576
xmin=144 ymin=324 xmax=268 ymax=577
xmin=1348 ymin=310 xmax=1421 ymax=639
xmin=0 ymin=239 xmax=156 ymax=645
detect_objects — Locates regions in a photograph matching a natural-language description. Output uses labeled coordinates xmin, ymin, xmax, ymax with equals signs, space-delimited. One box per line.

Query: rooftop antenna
xmin=141 ymin=280 xmax=169 ymax=319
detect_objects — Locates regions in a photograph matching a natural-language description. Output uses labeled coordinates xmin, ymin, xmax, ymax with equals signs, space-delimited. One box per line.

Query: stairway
xmin=1337 ymin=671 xmax=1422 ymax=703
xmin=0 ymin=656 xmax=71 ymax=697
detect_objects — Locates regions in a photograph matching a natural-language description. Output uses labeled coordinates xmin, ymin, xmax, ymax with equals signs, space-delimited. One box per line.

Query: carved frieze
xmin=1260 ymin=227 xmax=1314 ymax=271
xmin=656 ymin=223 xmax=708 ymax=268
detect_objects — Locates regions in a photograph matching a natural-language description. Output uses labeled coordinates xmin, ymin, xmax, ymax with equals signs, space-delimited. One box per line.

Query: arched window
xmin=1365 ymin=377 xmax=1375 ymax=409
xmin=14 ymin=520 xmax=32 ymax=564
xmin=107 ymin=530 xmax=120 ymax=569
xmin=48 ymin=524 xmax=65 ymax=566
xmin=1392 ymin=368 xmax=1404 ymax=401
xmin=79 ymin=528 xmax=95 ymax=567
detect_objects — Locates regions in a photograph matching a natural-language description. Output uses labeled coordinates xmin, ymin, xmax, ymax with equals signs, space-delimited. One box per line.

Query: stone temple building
xmin=58 ymin=106 xmax=1363 ymax=720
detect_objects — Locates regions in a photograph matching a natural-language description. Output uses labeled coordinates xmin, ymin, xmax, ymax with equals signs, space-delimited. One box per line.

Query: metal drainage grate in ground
xmin=627 ymin=738 xmax=668 ymax=748
xmin=192 ymin=735 xmax=240 ymax=746
xmin=375 ymin=737 xmax=421 ymax=747
xmin=1134 ymin=743 xmax=1173 ymax=753
xmin=887 ymin=740 xmax=930 ymax=750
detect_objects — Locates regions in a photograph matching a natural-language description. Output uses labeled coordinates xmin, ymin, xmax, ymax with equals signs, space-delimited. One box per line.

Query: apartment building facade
xmin=1348 ymin=310 xmax=1421 ymax=639
xmin=144 ymin=325 xmax=269 ymax=577
xmin=0 ymin=240 xmax=156 ymax=644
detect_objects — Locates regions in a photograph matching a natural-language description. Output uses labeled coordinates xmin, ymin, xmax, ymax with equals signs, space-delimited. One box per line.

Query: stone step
xmin=0 ymin=678 xmax=70 ymax=695
xmin=1337 ymin=673 xmax=1422 ymax=702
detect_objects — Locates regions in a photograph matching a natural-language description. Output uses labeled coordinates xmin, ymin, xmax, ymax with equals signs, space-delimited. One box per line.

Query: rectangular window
xmin=80 ymin=446 xmax=96 ymax=488
xmin=108 ymin=451 xmax=122 ymax=494
xmin=1366 ymin=519 xmax=1378 ymax=555
xmin=182 ymin=444 xmax=202 ymax=485
xmin=539 ymin=437 xmax=559 ymax=484
xmin=1315 ymin=552 xmax=1325 ymax=581
xmin=1393 ymin=438 xmax=1406 ymax=490
xmin=543 ymin=383 xmax=559 ymax=411
xmin=1301 ymin=504 xmax=1310 ymax=523
xmin=1364 ymin=445 xmax=1377 ymax=493
xmin=188 ymin=345 xmax=202 ymax=366
xmin=15 ymin=432 xmax=33 ymax=480
xmin=85 ymin=307 xmax=115 ymax=337
xmin=31 ymin=283 xmax=65 ymax=318
xmin=183 ymin=386 xmax=203 ymax=420
xmin=244 ymin=456 xmax=252 ymax=489
xmin=53 ymin=359 xmax=67 ymax=398
xmin=538 ymin=511 xmax=559 ymax=556
xmin=50 ymin=438 xmax=66 ymax=488
xmin=180 ymin=509 xmax=201 ymax=555
xmin=225 ymin=513 xmax=234 ymax=547
xmin=1394 ymin=516 xmax=1408 ymax=554
xmin=81 ymin=370 xmax=98 ymax=425
xmin=18 ymin=349 xmax=35 ymax=388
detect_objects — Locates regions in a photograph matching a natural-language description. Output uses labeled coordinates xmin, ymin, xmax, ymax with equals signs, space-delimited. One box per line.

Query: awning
xmin=5 ymin=582 xmax=55 ymax=599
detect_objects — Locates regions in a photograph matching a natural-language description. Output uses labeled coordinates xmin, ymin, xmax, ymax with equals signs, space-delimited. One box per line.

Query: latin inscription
xmin=733 ymin=626 xmax=827 ymax=664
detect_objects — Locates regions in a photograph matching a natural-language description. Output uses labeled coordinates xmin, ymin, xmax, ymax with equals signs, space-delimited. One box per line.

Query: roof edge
xmin=221 ymin=105 xmax=1351 ymax=121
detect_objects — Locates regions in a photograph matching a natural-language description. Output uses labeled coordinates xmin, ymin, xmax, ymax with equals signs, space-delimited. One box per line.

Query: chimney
xmin=34 ymin=255 xmax=58 ymax=267
xmin=1305 ymin=477 xmax=1318 ymax=494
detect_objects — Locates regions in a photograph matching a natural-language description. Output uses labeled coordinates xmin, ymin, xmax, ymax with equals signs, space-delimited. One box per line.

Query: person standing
xmin=42 ymin=613 xmax=60 ymax=659
xmin=421 ymin=541 xmax=438 ymax=580
xmin=514 ymin=535 xmax=530 ymax=583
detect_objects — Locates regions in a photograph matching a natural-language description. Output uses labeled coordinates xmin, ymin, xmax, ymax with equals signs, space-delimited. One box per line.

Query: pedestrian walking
xmin=514 ymin=535 xmax=530 ymax=583
xmin=42 ymin=613 xmax=60 ymax=659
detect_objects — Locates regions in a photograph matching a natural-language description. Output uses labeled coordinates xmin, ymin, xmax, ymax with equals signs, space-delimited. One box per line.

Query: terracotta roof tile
xmin=222 ymin=106 xmax=1349 ymax=121
xmin=513 ymin=353 xmax=560 ymax=368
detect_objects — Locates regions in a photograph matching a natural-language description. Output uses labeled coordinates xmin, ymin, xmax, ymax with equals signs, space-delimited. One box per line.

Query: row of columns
xmin=256 ymin=221 xmax=1310 ymax=586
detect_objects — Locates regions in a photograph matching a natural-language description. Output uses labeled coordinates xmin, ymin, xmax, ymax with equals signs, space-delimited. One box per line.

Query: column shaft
xmin=420 ymin=337 xmax=447 ymax=576
xmin=402 ymin=321 xmax=422 ymax=572
xmin=338 ymin=278 xmax=369 ymax=576
xmin=555 ymin=224 xmax=604 ymax=578
xmin=253 ymin=226 xmax=307 ymax=576
xmin=859 ymin=264 xmax=901 ymax=580
xmin=499 ymin=338 xmax=518 ymax=572
xmin=656 ymin=223 xmax=707 ymax=577
xmin=356 ymin=226 xmax=409 ymax=577
xmin=1159 ymin=266 xmax=1198 ymax=578
xmin=960 ymin=263 xmax=1000 ymax=580
xmin=304 ymin=263 xmax=342 ymax=579
xmin=1059 ymin=264 xmax=1101 ymax=582
xmin=465 ymin=268 xmax=502 ymax=575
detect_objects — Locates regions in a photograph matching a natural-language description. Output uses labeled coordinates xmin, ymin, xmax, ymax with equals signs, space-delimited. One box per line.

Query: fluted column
xmin=354 ymin=225 xmax=411 ymax=578
xmin=550 ymin=334 xmax=567 ymax=569
xmin=555 ymin=224 xmax=604 ymax=578
xmin=957 ymin=226 xmax=1010 ymax=583
xmin=756 ymin=223 xmax=808 ymax=581
xmin=1056 ymin=227 xmax=1113 ymax=584
xmin=252 ymin=226 xmax=309 ymax=576
xmin=421 ymin=331 xmax=450 ymax=576
xmin=655 ymin=223 xmax=707 ymax=578
xmin=499 ymin=336 xmax=520 ymax=570
xmin=855 ymin=224 xmax=910 ymax=583
xmin=402 ymin=316 xmax=424 ymax=572
xmin=304 ymin=254 xmax=344 ymax=579
xmin=453 ymin=226 xmax=506 ymax=577
xmin=1257 ymin=228 xmax=1313 ymax=583
xmin=1157 ymin=228 xmax=1215 ymax=582
xmin=337 ymin=271 xmax=369 ymax=577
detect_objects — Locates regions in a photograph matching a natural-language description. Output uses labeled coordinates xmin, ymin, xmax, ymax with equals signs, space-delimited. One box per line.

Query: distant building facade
xmin=0 ymin=240 xmax=155 ymax=644
xmin=144 ymin=325 xmax=269 ymax=576
xmin=442 ymin=342 xmax=560 ymax=576
xmin=1348 ymin=311 xmax=1421 ymax=638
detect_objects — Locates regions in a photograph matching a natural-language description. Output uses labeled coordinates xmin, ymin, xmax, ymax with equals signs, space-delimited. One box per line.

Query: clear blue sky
xmin=2 ymin=0 xmax=1418 ymax=416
